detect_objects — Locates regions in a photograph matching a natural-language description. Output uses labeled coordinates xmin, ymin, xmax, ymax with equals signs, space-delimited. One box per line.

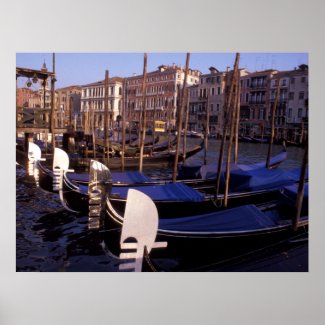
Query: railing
xmin=249 ymin=100 xmax=266 ymax=105
xmin=250 ymin=82 xmax=267 ymax=89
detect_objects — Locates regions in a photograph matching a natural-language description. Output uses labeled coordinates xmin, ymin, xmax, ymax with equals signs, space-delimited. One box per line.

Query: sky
xmin=16 ymin=52 xmax=308 ymax=89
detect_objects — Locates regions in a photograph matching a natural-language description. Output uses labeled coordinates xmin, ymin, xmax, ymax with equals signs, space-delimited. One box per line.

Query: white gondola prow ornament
xmin=119 ymin=189 xmax=167 ymax=272
xmin=52 ymin=148 xmax=76 ymax=213
xmin=28 ymin=142 xmax=45 ymax=186
xmin=52 ymin=148 xmax=73 ymax=191
xmin=88 ymin=160 xmax=112 ymax=229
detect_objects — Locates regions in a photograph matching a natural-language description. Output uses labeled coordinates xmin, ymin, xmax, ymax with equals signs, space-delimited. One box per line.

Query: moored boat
xmin=105 ymin=186 xmax=308 ymax=271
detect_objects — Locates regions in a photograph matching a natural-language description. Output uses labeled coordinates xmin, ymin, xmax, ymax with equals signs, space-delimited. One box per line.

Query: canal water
xmin=16 ymin=139 xmax=308 ymax=272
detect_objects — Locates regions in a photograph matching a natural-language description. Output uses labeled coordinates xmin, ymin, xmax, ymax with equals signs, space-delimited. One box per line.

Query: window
xmin=281 ymin=79 xmax=287 ymax=86
xmin=259 ymin=109 xmax=264 ymax=120
xmin=210 ymin=104 xmax=214 ymax=112
xmin=246 ymin=79 xmax=250 ymax=87
xmin=299 ymin=92 xmax=304 ymax=100
xmin=290 ymin=77 xmax=295 ymax=84
xmin=217 ymin=87 xmax=221 ymax=95
xmin=298 ymin=108 xmax=303 ymax=118
xmin=301 ymin=76 xmax=306 ymax=83
xmin=288 ymin=108 xmax=292 ymax=118
xmin=211 ymin=88 xmax=215 ymax=95
xmin=289 ymin=92 xmax=294 ymax=100
xmin=246 ymin=93 xmax=249 ymax=103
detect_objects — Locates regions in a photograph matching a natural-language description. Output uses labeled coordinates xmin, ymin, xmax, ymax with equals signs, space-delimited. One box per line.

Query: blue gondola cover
xmin=111 ymin=183 xmax=205 ymax=202
xmin=159 ymin=205 xmax=277 ymax=232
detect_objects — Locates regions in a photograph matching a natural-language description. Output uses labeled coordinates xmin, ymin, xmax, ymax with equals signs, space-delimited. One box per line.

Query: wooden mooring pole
xmin=293 ymin=141 xmax=308 ymax=231
xmin=151 ymin=94 xmax=158 ymax=154
xmin=215 ymin=53 xmax=240 ymax=197
xmin=203 ymin=94 xmax=210 ymax=165
xmin=224 ymin=69 xmax=240 ymax=207
xmin=233 ymin=73 xmax=241 ymax=164
xmin=172 ymin=53 xmax=190 ymax=183
xmin=91 ymin=102 xmax=96 ymax=159
xmin=139 ymin=53 xmax=148 ymax=173
xmin=121 ymin=80 xmax=127 ymax=171
xmin=167 ymin=101 xmax=172 ymax=152
xmin=266 ymin=79 xmax=280 ymax=168
xmin=104 ymin=70 xmax=110 ymax=165
xmin=50 ymin=53 xmax=56 ymax=152
xmin=182 ymin=89 xmax=190 ymax=162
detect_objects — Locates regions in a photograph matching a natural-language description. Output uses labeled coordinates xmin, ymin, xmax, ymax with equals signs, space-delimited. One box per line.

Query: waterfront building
xmin=188 ymin=67 xmax=227 ymax=136
xmin=17 ymin=87 xmax=41 ymax=108
xmin=241 ymin=69 xmax=278 ymax=137
xmin=80 ymin=77 xmax=124 ymax=132
xmin=56 ymin=86 xmax=82 ymax=128
xmin=285 ymin=65 xmax=309 ymax=141
xmin=125 ymin=64 xmax=201 ymax=132
xmin=237 ymin=65 xmax=308 ymax=141
xmin=188 ymin=67 xmax=250 ymax=137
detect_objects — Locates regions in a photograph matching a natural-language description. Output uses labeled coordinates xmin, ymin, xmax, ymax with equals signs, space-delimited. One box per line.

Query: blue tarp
xmin=199 ymin=166 xmax=307 ymax=193
xmin=111 ymin=171 xmax=153 ymax=183
xmin=283 ymin=183 xmax=309 ymax=201
xmin=111 ymin=183 xmax=205 ymax=202
xmin=69 ymin=171 xmax=153 ymax=184
xmin=178 ymin=164 xmax=202 ymax=179
xmin=159 ymin=204 xmax=277 ymax=232
xmin=220 ymin=167 xmax=304 ymax=192
xmin=199 ymin=150 xmax=287 ymax=178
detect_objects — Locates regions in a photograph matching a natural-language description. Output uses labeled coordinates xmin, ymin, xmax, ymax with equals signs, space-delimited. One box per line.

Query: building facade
xmin=185 ymin=65 xmax=308 ymax=140
xmin=125 ymin=64 xmax=201 ymax=131
xmin=56 ymin=85 xmax=82 ymax=128
xmin=80 ymin=77 xmax=124 ymax=132
xmin=188 ymin=67 xmax=227 ymax=135
xmin=17 ymin=87 xmax=41 ymax=108
xmin=187 ymin=67 xmax=250 ymax=136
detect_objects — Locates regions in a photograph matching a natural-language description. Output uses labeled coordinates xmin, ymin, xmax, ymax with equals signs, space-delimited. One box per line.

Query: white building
xmin=80 ymin=77 xmax=124 ymax=131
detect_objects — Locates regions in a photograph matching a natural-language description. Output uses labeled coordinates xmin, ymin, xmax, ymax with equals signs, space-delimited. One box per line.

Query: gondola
xmin=128 ymin=135 xmax=160 ymax=148
xmin=63 ymin=142 xmax=287 ymax=188
xmin=113 ymin=136 xmax=177 ymax=156
xmin=29 ymin=140 xmax=288 ymax=200
xmin=59 ymin=155 xmax=304 ymax=219
xmin=178 ymin=143 xmax=287 ymax=180
xmin=105 ymin=185 xmax=308 ymax=272
xmin=77 ymin=139 xmax=204 ymax=169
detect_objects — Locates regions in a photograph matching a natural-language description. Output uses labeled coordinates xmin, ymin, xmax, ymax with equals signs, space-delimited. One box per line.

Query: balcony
xmin=249 ymin=100 xmax=266 ymax=105
xmin=250 ymin=82 xmax=267 ymax=89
